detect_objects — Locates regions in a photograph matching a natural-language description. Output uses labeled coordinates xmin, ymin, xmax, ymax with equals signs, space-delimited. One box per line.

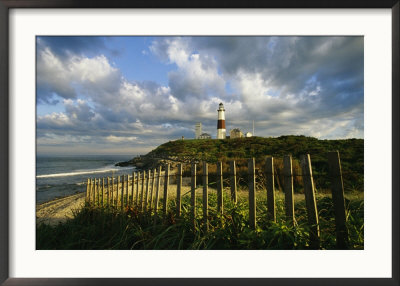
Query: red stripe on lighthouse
xmin=217 ymin=120 xmax=225 ymax=129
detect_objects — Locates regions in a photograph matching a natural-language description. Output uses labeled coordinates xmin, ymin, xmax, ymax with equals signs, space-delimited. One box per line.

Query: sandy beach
xmin=35 ymin=180 xmax=215 ymax=226
xmin=36 ymin=192 xmax=86 ymax=226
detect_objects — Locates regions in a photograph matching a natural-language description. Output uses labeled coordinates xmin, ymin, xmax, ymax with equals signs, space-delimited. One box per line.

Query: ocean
xmin=36 ymin=155 xmax=135 ymax=204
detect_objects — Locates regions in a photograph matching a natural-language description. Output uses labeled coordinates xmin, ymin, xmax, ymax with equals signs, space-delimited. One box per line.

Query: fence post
xmin=111 ymin=177 xmax=115 ymax=207
xmin=123 ymin=175 xmax=127 ymax=210
xmin=135 ymin=172 xmax=140 ymax=208
xmin=93 ymin=178 xmax=97 ymax=206
xmin=248 ymin=158 xmax=257 ymax=229
xmin=217 ymin=161 xmax=224 ymax=214
xmin=301 ymin=154 xmax=320 ymax=249
xmin=328 ymin=151 xmax=349 ymax=249
xmin=155 ymin=165 xmax=161 ymax=213
xmin=265 ymin=157 xmax=276 ymax=222
xmin=92 ymin=178 xmax=95 ymax=205
xmin=94 ymin=178 xmax=98 ymax=206
xmin=203 ymin=162 xmax=209 ymax=232
xmin=191 ymin=162 xmax=197 ymax=228
xmin=128 ymin=172 xmax=132 ymax=206
xmin=102 ymin=178 xmax=105 ymax=207
xmin=176 ymin=164 xmax=183 ymax=217
xmin=150 ymin=169 xmax=156 ymax=211
xmin=95 ymin=179 xmax=99 ymax=206
xmin=132 ymin=172 xmax=136 ymax=206
xmin=163 ymin=164 xmax=170 ymax=216
xmin=86 ymin=178 xmax=90 ymax=203
xmin=283 ymin=155 xmax=295 ymax=227
xmin=98 ymin=179 xmax=101 ymax=206
xmin=126 ymin=175 xmax=129 ymax=207
xmin=107 ymin=177 xmax=110 ymax=207
xmin=116 ymin=176 xmax=120 ymax=208
xmin=230 ymin=161 xmax=237 ymax=204
xmin=144 ymin=170 xmax=151 ymax=211
xmin=140 ymin=171 xmax=146 ymax=211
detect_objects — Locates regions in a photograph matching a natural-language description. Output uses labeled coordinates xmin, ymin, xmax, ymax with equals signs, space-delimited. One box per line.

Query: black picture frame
xmin=0 ymin=1 xmax=398 ymax=285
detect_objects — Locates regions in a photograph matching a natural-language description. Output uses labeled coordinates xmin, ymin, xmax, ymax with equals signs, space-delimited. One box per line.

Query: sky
xmin=36 ymin=36 xmax=364 ymax=156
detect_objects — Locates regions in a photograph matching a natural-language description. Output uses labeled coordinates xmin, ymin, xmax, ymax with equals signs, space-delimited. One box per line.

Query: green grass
xmin=36 ymin=189 xmax=364 ymax=250
xmin=124 ymin=135 xmax=364 ymax=192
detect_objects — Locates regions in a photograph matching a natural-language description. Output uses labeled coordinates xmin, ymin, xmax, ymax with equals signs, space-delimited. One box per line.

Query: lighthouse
xmin=217 ymin=102 xmax=226 ymax=139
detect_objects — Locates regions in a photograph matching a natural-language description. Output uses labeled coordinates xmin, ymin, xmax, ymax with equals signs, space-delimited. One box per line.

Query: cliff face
xmin=115 ymin=156 xmax=182 ymax=171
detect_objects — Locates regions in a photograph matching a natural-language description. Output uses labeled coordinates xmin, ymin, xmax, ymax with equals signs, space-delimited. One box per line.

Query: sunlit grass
xmin=37 ymin=186 xmax=363 ymax=250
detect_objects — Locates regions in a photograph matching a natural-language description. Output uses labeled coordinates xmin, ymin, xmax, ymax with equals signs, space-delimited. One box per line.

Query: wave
xmin=37 ymin=166 xmax=134 ymax=178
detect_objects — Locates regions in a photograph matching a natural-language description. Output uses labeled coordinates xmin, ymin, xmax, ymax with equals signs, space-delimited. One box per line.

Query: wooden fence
xmin=85 ymin=151 xmax=349 ymax=249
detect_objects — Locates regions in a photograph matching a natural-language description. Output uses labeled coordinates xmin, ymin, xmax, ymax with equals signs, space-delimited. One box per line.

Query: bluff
xmin=116 ymin=136 xmax=363 ymax=190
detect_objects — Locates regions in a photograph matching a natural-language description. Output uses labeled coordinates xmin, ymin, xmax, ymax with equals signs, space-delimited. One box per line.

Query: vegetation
xmin=121 ymin=135 xmax=364 ymax=192
xmin=36 ymin=136 xmax=364 ymax=250
xmin=37 ymin=191 xmax=364 ymax=250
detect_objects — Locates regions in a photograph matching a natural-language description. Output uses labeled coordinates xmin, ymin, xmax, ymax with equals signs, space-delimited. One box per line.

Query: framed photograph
xmin=1 ymin=1 xmax=398 ymax=285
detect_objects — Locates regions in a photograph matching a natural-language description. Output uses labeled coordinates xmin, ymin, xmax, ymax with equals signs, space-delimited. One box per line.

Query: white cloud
xmin=106 ymin=135 xmax=138 ymax=143
xmin=37 ymin=36 xmax=364 ymax=155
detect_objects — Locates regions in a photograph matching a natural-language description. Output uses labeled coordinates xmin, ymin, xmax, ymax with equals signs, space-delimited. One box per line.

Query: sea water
xmin=36 ymin=155 xmax=135 ymax=203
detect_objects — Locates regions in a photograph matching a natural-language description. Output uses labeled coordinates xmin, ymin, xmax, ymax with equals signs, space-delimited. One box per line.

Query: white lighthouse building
xmin=217 ymin=102 xmax=226 ymax=139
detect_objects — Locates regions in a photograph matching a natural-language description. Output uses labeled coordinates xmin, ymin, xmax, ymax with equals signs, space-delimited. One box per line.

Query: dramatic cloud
xmin=36 ymin=36 xmax=364 ymax=155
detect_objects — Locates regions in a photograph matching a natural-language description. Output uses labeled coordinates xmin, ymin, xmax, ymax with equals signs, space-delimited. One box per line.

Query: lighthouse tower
xmin=217 ymin=102 xmax=226 ymax=139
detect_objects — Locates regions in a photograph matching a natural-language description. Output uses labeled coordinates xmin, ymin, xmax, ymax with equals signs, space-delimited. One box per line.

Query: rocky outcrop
xmin=115 ymin=156 xmax=186 ymax=171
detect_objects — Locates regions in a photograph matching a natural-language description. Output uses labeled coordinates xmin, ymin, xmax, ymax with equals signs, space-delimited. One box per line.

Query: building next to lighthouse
xmin=217 ymin=102 xmax=226 ymax=139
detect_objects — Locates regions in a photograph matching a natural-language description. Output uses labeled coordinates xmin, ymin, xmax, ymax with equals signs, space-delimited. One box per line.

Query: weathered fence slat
xmin=191 ymin=163 xmax=197 ymax=227
xmin=107 ymin=177 xmax=110 ymax=206
xmin=248 ymin=158 xmax=256 ymax=229
xmin=265 ymin=157 xmax=276 ymax=222
xmin=121 ymin=175 xmax=125 ymax=210
xmin=163 ymin=164 xmax=170 ymax=216
xmin=98 ymin=178 xmax=101 ymax=206
xmin=94 ymin=178 xmax=97 ymax=206
xmin=140 ymin=171 xmax=146 ymax=211
xmin=149 ymin=169 xmax=156 ymax=211
xmin=203 ymin=162 xmax=209 ymax=232
xmin=92 ymin=178 xmax=95 ymax=205
xmin=126 ymin=175 xmax=129 ymax=207
xmin=301 ymin=154 xmax=320 ymax=249
xmin=144 ymin=170 xmax=151 ymax=211
xmin=86 ymin=179 xmax=90 ymax=203
xmin=230 ymin=161 xmax=237 ymax=204
xmin=176 ymin=164 xmax=183 ymax=217
xmin=95 ymin=179 xmax=98 ymax=205
xmin=283 ymin=155 xmax=295 ymax=227
xmin=129 ymin=172 xmax=133 ymax=206
xmin=102 ymin=178 xmax=105 ymax=207
xmin=328 ymin=151 xmax=349 ymax=249
xmin=116 ymin=176 xmax=120 ymax=207
xmin=133 ymin=172 xmax=136 ymax=206
xmin=110 ymin=177 xmax=113 ymax=206
xmin=155 ymin=166 xmax=161 ymax=212
xmin=217 ymin=161 xmax=224 ymax=214
xmin=135 ymin=172 xmax=140 ymax=208
xmin=110 ymin=177 xmax=114 ymax=206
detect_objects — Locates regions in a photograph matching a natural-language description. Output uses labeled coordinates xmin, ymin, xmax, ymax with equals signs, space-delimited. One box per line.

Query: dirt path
xmin=36 ymin=192 xmax=86 ymax=226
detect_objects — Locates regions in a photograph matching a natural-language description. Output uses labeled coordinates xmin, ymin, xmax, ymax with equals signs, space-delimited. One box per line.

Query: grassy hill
xmin=148 ymin=135 xmax=362 ymax=163
xmin=121 ymin=135 xmax=364 ymax=192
